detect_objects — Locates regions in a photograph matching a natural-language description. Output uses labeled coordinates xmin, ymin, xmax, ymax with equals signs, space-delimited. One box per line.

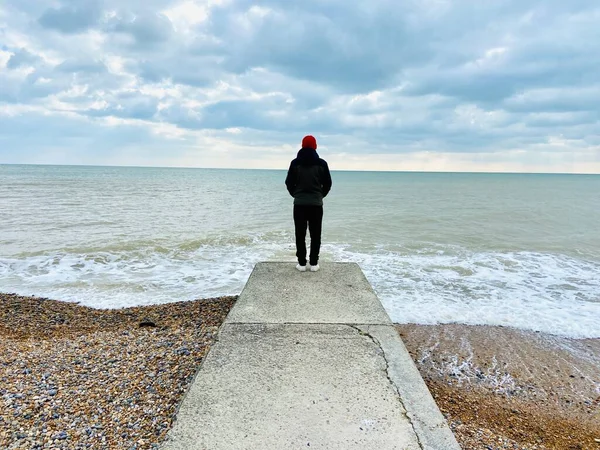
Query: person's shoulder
xmin=318 ymin=158 xmax=329 ymax=167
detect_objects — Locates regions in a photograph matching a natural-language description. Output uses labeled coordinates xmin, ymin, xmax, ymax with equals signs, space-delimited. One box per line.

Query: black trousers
xmin=293 ymin=205 xmax=323 ymax=266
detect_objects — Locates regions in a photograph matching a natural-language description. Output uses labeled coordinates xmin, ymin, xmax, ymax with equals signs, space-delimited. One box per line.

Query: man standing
xmin=285 ymin=135 xmax=332 ymax=272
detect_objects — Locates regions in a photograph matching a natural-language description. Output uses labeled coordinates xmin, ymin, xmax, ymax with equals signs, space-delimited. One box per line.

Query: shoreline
xmin=398 ymin=324 xmax=600 ymax=450
xmin=2 ymin=293 xmax=599 ymax=449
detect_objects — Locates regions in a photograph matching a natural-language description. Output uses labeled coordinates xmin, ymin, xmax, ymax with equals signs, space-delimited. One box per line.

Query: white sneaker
xmin=296 ymin=264 xmax=307 ymax=272
xmin=310 ymin=264 xmax=320 ymax=272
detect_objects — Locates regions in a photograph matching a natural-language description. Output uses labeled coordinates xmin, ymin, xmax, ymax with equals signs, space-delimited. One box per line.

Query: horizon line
xmin=1 ymin=162 xmax=599 ymax=176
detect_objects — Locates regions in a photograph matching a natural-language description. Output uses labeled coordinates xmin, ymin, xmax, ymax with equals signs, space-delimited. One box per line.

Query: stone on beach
xmin=399 ymin=323 xmax=600 ymax=450
xmin=2 ymin=290 xmax=599 ymax=450
xmin=0 ymin=293 xmax=236 ymax=450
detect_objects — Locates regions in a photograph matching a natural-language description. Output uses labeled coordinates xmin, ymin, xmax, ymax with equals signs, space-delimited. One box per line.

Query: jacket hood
xmin=297 ymin=147 xmax=320 ymax=165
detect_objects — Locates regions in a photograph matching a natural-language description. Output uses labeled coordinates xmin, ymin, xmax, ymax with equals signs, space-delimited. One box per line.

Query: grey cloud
xmin=22 ymin=71 xmax=73 ymax=101
xmin=405 ymin=51 xmax=600 ymax=108
xmin=404 ymin=70 xmax=536 ymax=104
xmin=200 ymin=99 xmax=284 ymax=130
xmin=7 ymin=48 xmax=42 ymax=69
xmin=200 ymin=1 xmax=430 ymax=93
xmin=130 ymin=56 xmax=220 ymax=87
xmin=56 ymin=59 xmax=108 ymax=74
xmin=0 ymin=79 xmax=20 ymax=103
xmin=156 ymin=104 xmax=202 ymax=130
xmin=84 ymin=91 xmax=159 ymax=120
xmin=0 ymin=61 xmax=71 ymax=103
xmin=235 ymin=68 xmax=333 ymax=110
xmin=504 ymin=87 xmax=600 ymax=114
xmin=107 ymin=12 xmax=174 ymax=47
xmin=401 ymin=3 xmax=600 ymax=110
xmin=159 ymin=97 xmax=294 ymax=131
xmin=0 ymin=111 xmax=178 ymax=165
xmin=38 ymin=2 xmax=103 ymax=34
xmin=2 ymin=0 xmax=600 ymax=168
xmin=524 ymin=112 xmax=599 ymax=128
xmin=134 ymin=61 xmax=168 ymax=83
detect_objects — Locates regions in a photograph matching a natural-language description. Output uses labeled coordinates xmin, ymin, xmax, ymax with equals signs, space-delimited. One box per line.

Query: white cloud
xmin=164 ymin=1 xmax=209 ymax=29
xmin=0 ymin=0 xmax=599 ymax=172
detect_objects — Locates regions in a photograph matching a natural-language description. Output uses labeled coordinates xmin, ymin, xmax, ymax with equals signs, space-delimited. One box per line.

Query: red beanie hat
xmin=302 ymin=135 xmax=317 ymax=150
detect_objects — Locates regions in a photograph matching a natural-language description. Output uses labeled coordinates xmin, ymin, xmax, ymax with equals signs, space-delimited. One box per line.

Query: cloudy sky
xmin=1 ymin=0 xmax=599 ymax=172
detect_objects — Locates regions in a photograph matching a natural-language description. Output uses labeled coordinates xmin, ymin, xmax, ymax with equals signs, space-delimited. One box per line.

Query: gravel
xmin=0 ymin=292 xmax=236 ymax=450
xmin=6 ymin=293 xmax=598 ymax=449
xmin=397 ymin=323 xmax=600 ymax=450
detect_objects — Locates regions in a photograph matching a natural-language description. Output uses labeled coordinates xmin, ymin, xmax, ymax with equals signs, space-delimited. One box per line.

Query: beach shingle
xmin=0 ymin=293 xmax=236 ymax=450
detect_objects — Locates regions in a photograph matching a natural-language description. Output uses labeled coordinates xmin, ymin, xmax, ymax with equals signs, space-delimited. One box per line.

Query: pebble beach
xmin=2 ymin=293 xmax=599 ymax=450
xmin=0 ymin=293 xmax=236 ymax=449
xmin=398 ymin=324 xmax=600 ymax=450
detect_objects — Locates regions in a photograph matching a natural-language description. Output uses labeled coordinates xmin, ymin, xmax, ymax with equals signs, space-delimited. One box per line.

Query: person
xmin=285 ymin=135 xmax=332 ymax=272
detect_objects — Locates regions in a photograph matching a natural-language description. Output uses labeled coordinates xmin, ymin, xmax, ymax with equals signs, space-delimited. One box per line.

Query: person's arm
xmin=285 ymin=162 xmax=296 ymax=197
xmin=321 ymin=161 xmax=332 ymax=197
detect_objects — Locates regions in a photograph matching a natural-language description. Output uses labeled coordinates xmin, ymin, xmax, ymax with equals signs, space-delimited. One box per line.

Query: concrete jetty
xmin=162 ymin=262 xmax=460 ymax=449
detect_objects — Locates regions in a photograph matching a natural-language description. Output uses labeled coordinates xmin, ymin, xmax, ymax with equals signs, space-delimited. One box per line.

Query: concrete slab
xmin=356 ymin=325 xmax=462 ymax=450
xmin=162 ymin=324 xmax=420 ymax=450
xmin=227 ymin=262 xmax=391 ymax=325
xmin=161 ymin=262 xmax=461 ymax=450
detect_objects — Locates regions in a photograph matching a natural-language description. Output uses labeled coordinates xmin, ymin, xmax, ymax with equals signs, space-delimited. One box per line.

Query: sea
xmin=1 ymin=164 xmax=599 ymax=338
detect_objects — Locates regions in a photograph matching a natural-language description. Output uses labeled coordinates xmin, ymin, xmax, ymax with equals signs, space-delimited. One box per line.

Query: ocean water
xmin=1 ymin=164 xmax=599 ymax=338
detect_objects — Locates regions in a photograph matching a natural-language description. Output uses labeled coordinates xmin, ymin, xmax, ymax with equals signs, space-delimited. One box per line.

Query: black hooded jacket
xmin=285 ymin=148 xmax=332 ymax=206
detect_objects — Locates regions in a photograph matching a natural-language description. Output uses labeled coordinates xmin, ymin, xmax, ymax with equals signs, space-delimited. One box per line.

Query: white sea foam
xmin=328 ymin=244 xmax=600 ymax=339
xmin=1 ymin=240 xmax=599 ymax=338
xmin=417 ymin=343 xmax=518 ymax=395
xmin=0 ymin=240 xmax=285 ymax=309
